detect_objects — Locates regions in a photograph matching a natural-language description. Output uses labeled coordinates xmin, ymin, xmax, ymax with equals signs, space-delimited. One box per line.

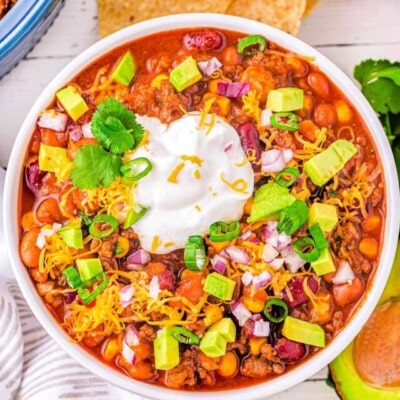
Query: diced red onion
xmin=82 ymin=123 xmax=94 ymax=138
xmin=231 ymin=300 xmax=252 ymax=326
xmin=222 ymin=245 xmax=250 ymax=265
xmin=276 ymin=232 xmax=292 ymax=251
xmin=253 ymin=271 xmax=272 ymax=290
xmin=282 ymin=149 xmax=294 ymax=164
xmin=261 ymin=149 xmax=286 ymax=173
xmin=122 ymin=341 xmax=136 ymax=364
xmin=281 ymin=245 xmax=306 ymax=273
xmin=217 ymin=81 xmax=251 ymax=98
xmin=25 ymin=160 xmax=46 ymax=195
xmin=254 ymin=319 xmax=270 ymax=337
xmin=241 ymin=271 xmax=254 ymax=287
xmin=269 ymin=258 xmax=285 ymax=270
xmin=119 ymin=284 xmax=135 ymax=308
xmin=247 ymin=235 xmax=261 ymax=244
xmin=262 ymin=221 xmax=279 ymax=248
xmin=38 ymin=110 xmax=68 ymax=132
xmin=197 ymin=57 xmax=222 ymax=76
xmin=127 ymin=249 xmax=151 ymax=267
xmin=125 ymin=263 xmax=143 ymax=271
xmin=240 ymin=230 xmax=252 ymax=240
xmin=125 ymin=324 xmax=140 ymax=347
xmin=211 ymin=255 xmax=228 ymax=274
xmin=149 ymin=276 xmax=160 ymax=299
xmin=224 ymin=142 xmax=233 ymax=154
xmin=262 ymin=243 xmax=279 ymax=263
xmin=332 ymin=260 xmax=355 ymax=285
xmin=66 ymin=122 xmax=83 ymax=142
xmin=260 ymin=109 xmax=273 ymax=126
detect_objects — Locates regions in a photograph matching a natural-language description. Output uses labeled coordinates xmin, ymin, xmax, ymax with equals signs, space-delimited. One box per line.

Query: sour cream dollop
xmin=132 ymin=114 xmax=254 ymax=254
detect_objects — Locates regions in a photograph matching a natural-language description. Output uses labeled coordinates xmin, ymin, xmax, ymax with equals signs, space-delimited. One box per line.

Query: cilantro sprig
xmin=354 ymin=59 xmax=400 ymax=180
xmin=70 ymin=98 xmax=144 ymax=189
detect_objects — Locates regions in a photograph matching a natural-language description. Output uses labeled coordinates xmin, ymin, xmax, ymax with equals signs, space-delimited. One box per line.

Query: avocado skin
xmin=329 ymin=242 xmax=400 ymax=399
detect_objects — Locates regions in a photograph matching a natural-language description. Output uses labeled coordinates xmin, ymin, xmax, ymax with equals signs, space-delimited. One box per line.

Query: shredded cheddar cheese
xmin=220 ymin=172 xmax=249 ymax=194
xmin=242 ymin=90 xmax=262 ymax=124
xmin=167 ymin=162 xmax=185 ymax=184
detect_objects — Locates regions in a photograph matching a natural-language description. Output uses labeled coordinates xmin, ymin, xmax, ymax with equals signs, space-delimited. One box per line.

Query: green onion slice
xmin=78 ymin=272 xmax=109 ymax=305
xmin=122 ymin=204 xmax=150 ymax=229
xmin=277 ymin=200 xmax=308 ymax=235
xmin=237 ymin=34 xmax=267 ymax=56
xmin=293 ymin=236 xmax=321 ymax=262
xmin=309 ymin=223 xmax=329 ymax=250
xmin=63 ymin=266 xmax=82 ymax=289
xmin=263 ymin=298 xmax=289 ymax=323
xmin=270 ymin=112 xmax=299 ymax=132
xmin=121 ymin=157 xmax=152 ymax=181
xmin=275 ymin=167 xmax=300 ymax=188
xmin=89 ymin=214 xmax=119 ymax=238
xmin=170 ymin=327 xmax=200 ymax=345
xmin=184 ymin=235 xmax=206 ymax=271
xmin=209 ymin=221 xmax=241 ymax=242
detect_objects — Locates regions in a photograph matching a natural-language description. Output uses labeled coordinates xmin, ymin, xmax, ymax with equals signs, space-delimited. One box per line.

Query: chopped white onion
xmin=35 ymin=233 xmax=46 ymax=249
xmin=260 ymin=109 xmax=273 ymax=127
xmin=253 ymin=319 xmax=270 ymax=337
xmin=82 ymin=122 xmax=94 ymax=138
xmin=222 ymin=245 xmax=250 ymax=265
xmin=282 ymin=149 xmax=294 ymax=164
xmin=125 ymin=324 xmax=140 ymax=347
xmin=276 ymin=232 xmax=292 ymax=251
xmin=269 ymin=258 xmax=285 ymax=270
xmin=241 ymin=271 xmax=254 ymax=287
xmin=122 ymin=341 xmax=136 ymax=365
xmin=149 ymin=276 xmax=160 ymax=299
xmin=36 ymin=225 xmax=59 ymax=249
xmin=262 ymin=221 xmax=279 ymax=248
xmin=281 ymin=245 xmax=306 ymax=273
xmin=240 ymin=230 xmax=252 ymax=240
xmin=261 ymin=148 xmax=294 ymax=173
xmin=253 ymin=271 xmax=272 ymax=290
xmin=119 ymin=284 xmax=135 ymax=308
xmin=197 ymin=57 xmax=222 ymax=76
xmin=332 ymin=260 xmax=355 ymax=285
xmin=211 ymin=255 xmax=228 ymax=274
xmin=231 ymin=300 xmax=252 ymax=326
xmin=38 ymin=110 xmax=68 ymax=132
xmin=262 ymin=243 xmax=279 ymax=262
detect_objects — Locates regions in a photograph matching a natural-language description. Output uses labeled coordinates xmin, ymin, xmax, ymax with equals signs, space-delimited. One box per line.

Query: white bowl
xmin=3 ymin=13 xmax=400 ymax=400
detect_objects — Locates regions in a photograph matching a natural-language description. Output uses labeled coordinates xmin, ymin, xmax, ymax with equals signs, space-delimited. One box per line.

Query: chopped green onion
xmin=170 ymin=327 xmax=200 ymax=345
xmin=293 ymin=236 xmax=321 ymax=262
xmin=121 ymin=157 xmax=152 ymax=181
xmin=89 ymin=214 xmax=118 ymax=238
xmin=237 ymin=34 xmax=267 ymax=56
xmin=184 ymin=235 xmax=206 ymax=271
xmin=77 ymin=272 xmax=109 ymax=304
xmin=277 ymin=200 xmax=308 ymax=235
xmin=209 ymin=221 xmax=241 ymax=242
xmin=63 ymin=266 xmax=82 ymax=289
xmin=309 ymin=223 xmax=329 ymax=250
xmin=122 ymin=204 xmax=150 ymax=229
xmin=263 ymin=298 xmax=289 ymax=323
xmin=270 ymin=111 xmax=299 ymax=131
xmin=275 ymin=167 xmax=300 ymax=188
xmin=79 ymin=212 xmax=92 ymax=226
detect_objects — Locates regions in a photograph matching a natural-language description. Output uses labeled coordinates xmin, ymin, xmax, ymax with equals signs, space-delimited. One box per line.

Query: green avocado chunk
xmin=111 ymin=51 xmax=137 ymax=86
xmin=56 ymin=85 xmax=89 ymax=121
xmin=308 ymin=202 xmax=338 ymax=232
xmin=76 ymin=258 xmax=103 ymax=281
xmin=311 ymin=248 xmax=336 ymax=276
xmin=154 ymin=330 xmax=180 ymax=370
xmin=304 ymin=139 xmax=357 ymax=186
xmin=208 ymin=318 xmax=236 ymax=342
xmin=266 ymin=87 xmax=304 ymax=111
xmin=169 ymin=56 xmax=202 ymax=92
xmin=282 ymin=316 xmax=325 ymax=347
xmin=58 ymin=226 xmax=84 ymax=249
xmin=247 ymin=182 xmax=296 ymax=223
xmin=329 ymin=243 xmax=400 ymax=399
xmin=199 ymin=331 xmax=227 ymax=358
xmin=38 ymin=143 xmax=72 ymax=181
xmin=203 ymin=273 xmax=236 ymax=301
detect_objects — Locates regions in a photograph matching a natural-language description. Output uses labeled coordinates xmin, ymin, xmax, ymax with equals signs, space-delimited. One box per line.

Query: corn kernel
xmin=249 ymin=338 xmax=267 ymax=356
xmin=334 ymin=99 xmax=353 ymax=124
xmin=150 ymin=73 xmax=169 ymax=89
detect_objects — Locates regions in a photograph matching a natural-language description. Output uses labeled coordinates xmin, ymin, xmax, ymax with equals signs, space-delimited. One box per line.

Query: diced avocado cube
xmin=203 ymin=272 xmax=236 ymax=301
xmin=56 ymin=85 xmax=89 ymax=121
xmin=199 ymin=331 xmax=227 ymax=358
xmin=282 ymin=316 xmax=325 ymax=347
xmin=76 ymin=258 xmax=103 ymax=281
xmin=169 ymin=56 xmax=202 ymax=92
xmin=308 ymin=203 xmax=338 ymax=232
xmin=248 ymin=182 xmax=296 ymax=223
xmin=111 ymin=51 xmax=137 ymax=86
xmin=58 ymin=227 xmax=84 ymax=249
xmin=38 ymin=143 xmax=73 ymax=181
xmin=311 ymin=248 xmax=336 ymax=276
xmin=304 ymin=139 xmax=357 ymax=186
xmin=154 ymin=332 xmax=180 ymax=370
xmin=208 ymin=318 xmax=236 ymax=343
xmin=266 ymin=87 xmax=304 ymax=111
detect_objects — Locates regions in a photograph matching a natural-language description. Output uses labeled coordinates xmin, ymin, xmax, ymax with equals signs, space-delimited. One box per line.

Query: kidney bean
xmin=286 ymin=57 xmax=309 ymax=78
xmin=314 ymin=102 xmax=337 ymax=127
xmin=283 ymin=277 xmax=319 ymax=308
xmin=20 ymin=228 xmax=42 ymax=268
xmin=25 ymin=160 xmax=46 ymax=194
xmin=158 ymin=269 xmax=176 ymax=291
xmin=35 ymin=197 xmax=64 ymax=224
xmin=183 ymin=31 xmax=226 ymax=51
xmin=237 ymin=122 xmax=261 ymax=170
xmin=307 ymin=71 xmax=331 ymax=99
xmin=64 ymin=291 xmax=77 ymax=304
xmin=274 ymin=338 xmax=306 ymax=362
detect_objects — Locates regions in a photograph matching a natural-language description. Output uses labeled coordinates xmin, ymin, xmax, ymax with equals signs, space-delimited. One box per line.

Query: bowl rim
xmin=3 ymin=12 xmax=400 ymax=400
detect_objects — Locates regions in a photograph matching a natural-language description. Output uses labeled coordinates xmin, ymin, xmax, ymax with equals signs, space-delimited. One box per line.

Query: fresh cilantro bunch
xmin=354 ymin=59 xmax=400 ymax=179
xmin=71 ymin=98 xmax=144 ymax=189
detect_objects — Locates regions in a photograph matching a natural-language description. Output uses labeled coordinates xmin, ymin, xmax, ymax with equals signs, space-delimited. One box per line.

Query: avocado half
xmin=329 ymin=242 xmax=400 ymax=399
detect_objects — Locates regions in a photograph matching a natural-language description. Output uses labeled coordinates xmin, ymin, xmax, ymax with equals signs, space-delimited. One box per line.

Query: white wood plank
xmin=299 ymin=0 xmax=400 ymax=46
xmin=271 ymin=380 xmax=338 ymax=400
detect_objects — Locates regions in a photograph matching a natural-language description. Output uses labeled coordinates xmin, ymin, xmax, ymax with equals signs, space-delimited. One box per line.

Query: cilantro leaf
xmin=376 ymin=66 xmax=400 ymax=86
xmin=362 ymin=78 xmax=400 ymax=114
xmin=71 ymin=145 xmax=122 ymax=189
xmin=91 ymin=98 xmax=144 ymax=154
xmin=354 ymin=59 xmax=397 ymax=86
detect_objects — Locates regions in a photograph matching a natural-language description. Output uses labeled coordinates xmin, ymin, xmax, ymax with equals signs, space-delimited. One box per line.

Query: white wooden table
xmin=0 ymin=0 xmax=399 ymax=398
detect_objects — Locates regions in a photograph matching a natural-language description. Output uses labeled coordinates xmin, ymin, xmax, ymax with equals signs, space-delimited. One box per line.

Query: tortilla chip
xmin=303 ymin=0 xmax=319 ymax=17
xmin=225 ymin=0 xmax=306 ymax=35
xmin=98 ymin=0 xmax=231 ymax=37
